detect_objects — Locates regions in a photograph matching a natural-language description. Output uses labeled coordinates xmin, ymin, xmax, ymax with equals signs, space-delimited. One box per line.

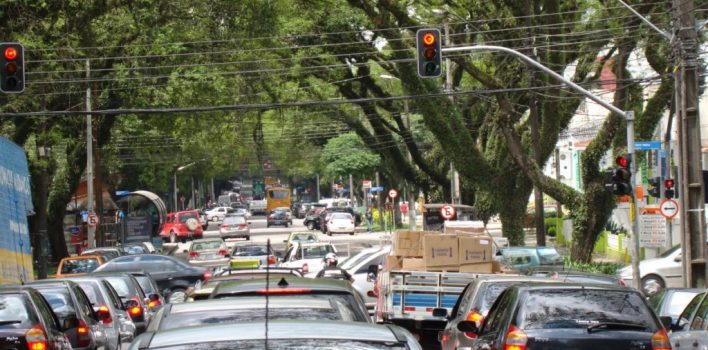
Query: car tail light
xmin=256 ymin=288 xmax=312 ymax=294
xmin=26 ymin=324 xmax=47 ymax=350
xmin=96 ymin=305 xmax=112 ymax=325
xmin=148 ymin=299 xmax=161 ymax=309
xmin=464 ymin=310 xmax=484 ymax=338
xmin=503 ymin=325 xmax=527 ymax=350
xmin=204 ymin=270 xmax=212 ymax=282
xmin=128 ymin=305 xmax=143 ymax=318
xmin=77 ymin=319 xmax=91 ymax=348
xmin=218 ymin=249 xmax=228 ymax=256
xmin=302 ymin=263 xmax=309 ymax=273
xmin=238 ymin=224 xmax=247 ymax=229
xmin=267 ymin=255 xmax=276 ymax=265
xmin=651 ymin=329 xmax=671 ymax=350
xmin=618 ymin=278 xmax=626 ymax=287
xmin=189 ymin=251 xmax=199 ymax=258
xmin=221 ymin=224 xmax=229 ymax=229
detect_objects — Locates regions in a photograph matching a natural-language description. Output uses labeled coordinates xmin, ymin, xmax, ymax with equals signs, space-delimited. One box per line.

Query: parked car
xmin=204 ymin=206 xmax=230 ymax=222
xmin=24 ymin=280 xmax=108 ymax=350
xmin=648 ymin=288 xmax=704 ymax=325
xmin=440 ymin=275 xmax=559 ymax=350
xmin=80 ymin=248 xmax=123 ymax=261
xmin=218 ymin=215 xmax=250 ymax=240
xmin=0 ymin=286 xmax=73 ymax=350
xmin=230 ymin=243 xmax=277 ymax=267
xmin=498 ymin=246 xmax=564 ymax=272
xmin=278 ymin=241 xmax=339 ymax=274
xmin=617 ymin=245 xmax=683 ymax=296
xmin=88 ymin=272 xmax=151 ymax=334
xmin=129 ymin=320 xmax=421 ymax=350
xmin=93 ymin=254 xmax=207 ymax=304
xmin=158 ymin=210 xmax=204 ymax=243
xmin=186 ymin=268 xmax=303 ymax=301
xmin=209 ymin=277 xmax=370 ymax=322
xmin=670 ymin=291 xmax=708 ymax=349
xmin=56 ymin=255 xmax=106 ymax=278
xmin=64 ymin=276 xmax=137 ymax=350
xmin=185 ymin=238 xmax=230 ymax=268
xmin=454 ymin=283 xmax=672 ymax=350
xmin=266 ymin=209 xmax=290 ymax=227
xmin=325 ymin=212 xmax=356 ymax=236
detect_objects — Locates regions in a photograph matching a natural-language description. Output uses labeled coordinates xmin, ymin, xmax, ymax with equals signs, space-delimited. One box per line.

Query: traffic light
xmin=611 ymin=154 xmax=632 ymax=196
xmin=416 ymin=29 xmax=442 ymax=78
xmin=664 ymin=179 xmax=675 ymax=199
xmin=648 ymin=177 xmax=661 ymax=198
xmin=0 ymin=43 xmax=25 ymax=93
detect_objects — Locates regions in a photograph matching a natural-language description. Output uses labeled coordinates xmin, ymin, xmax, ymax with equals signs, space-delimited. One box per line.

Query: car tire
xmin=641 ymin=275 xmax=665 ymax=296
xmin=350 ymin=231 xmax=355 ymax=236
xmin=327 ymin=231 xmax=332 ymax=236
xmin=167 ymin=288 xmax=187 ymax=304
xmin=169 ymin=231 xmax=177 ymax=244
xmin=246 ymin=236 xmax=250 ymax=241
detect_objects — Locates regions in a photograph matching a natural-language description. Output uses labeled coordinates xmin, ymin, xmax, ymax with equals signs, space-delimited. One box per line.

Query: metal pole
xmin=173 ymin=172 xmax=178 ymax=212
xmin=349 ymin=174 xmax=354 ymax=208
xmin=627 ymin=112 xmax=642 ymax=291
xmin=85 ymin=59 xmax=95 ymax=249
xmin=444 ymin=21 xmax=460 ymax=205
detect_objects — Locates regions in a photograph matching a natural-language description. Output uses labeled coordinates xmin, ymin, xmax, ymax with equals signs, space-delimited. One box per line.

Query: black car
xmin=267 ymin=210 xmax=290 ymax=227
xmin=303 ymin=208 xmax=323 ymax=231
xmin=0 ymin=286 xmax=73 ymax=350
xmin=93 ymin=254 xmax=207 ymax=304
xmin=457 ymin=283 xmax=672 ymax=350
xmin=24 ymin=280 xmax=107 ymax=350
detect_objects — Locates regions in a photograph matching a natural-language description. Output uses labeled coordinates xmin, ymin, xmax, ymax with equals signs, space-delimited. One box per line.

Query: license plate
xmin=202 ymin=254 xmax=216 ymax=260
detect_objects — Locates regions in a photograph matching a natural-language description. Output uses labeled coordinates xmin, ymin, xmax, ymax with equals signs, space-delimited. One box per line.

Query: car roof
xmin=168 ymin=297 xmax=333 ymax=314
xmin=474 ymin=275 xmax=547 ymax=283
xmin=190 ymin=238 xmax=224 ymax=244
xmin=142 ymin=321 xmax=403 ymax=347
xmin=212 ymin=276 xmax=355 ymax=295
xmin=24 ymin=279 xmax=78 ymax=289
xmin=512 ymin=282 xmax=633 ymax=292
xmin=61 ymin=255 xmax=104 ymax=260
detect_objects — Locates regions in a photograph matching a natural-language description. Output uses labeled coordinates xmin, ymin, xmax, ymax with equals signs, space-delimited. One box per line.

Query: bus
xmin=266 ymin=186 xmax=292 ymax=214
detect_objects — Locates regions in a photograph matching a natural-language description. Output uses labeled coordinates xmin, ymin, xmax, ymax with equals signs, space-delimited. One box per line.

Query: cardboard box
xmin=459 ymin=262 xmax=494 ymax=273
xmin=444 ymin=221 xmax=486 ymax=235
xmin=393 ymin=231 xmax=423 ymax=257
xmin=385 ymin=255 xmax=402 ymax=270
xmin=458 ymin=235 xmax=493 ymax=265
xmin=423 ymin=234 xmax=458 ymax=267
xmin=402 ymin=258 xmax=426 ymax=271
xmin=492 ymin=260 xmax=502 ymax=273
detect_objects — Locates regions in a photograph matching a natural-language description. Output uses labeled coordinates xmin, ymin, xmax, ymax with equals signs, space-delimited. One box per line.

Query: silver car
xmin=670 ymin=291 xmax=708 ymax=349
xmin=618 ymin=245 xmax=683 ymax=296
xmin=186 ymin=238 xmax=230 ymax=268
xmin=66 ymin=276 xmax=137 ymax=350
xmin=219 ymin=215 xmax=251 ymax=240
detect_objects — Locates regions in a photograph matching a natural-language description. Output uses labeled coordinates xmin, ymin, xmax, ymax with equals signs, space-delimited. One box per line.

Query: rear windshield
xmin=60 ymin=258 xmax=101 ymax=274
xmin=179 ymin=212 xmax=199 ymax=223
xmin=331 ymin=213 xmax=352 ymax=220
xmin=224 ymin=216 xmax=246 ymax=225
xmin=232 ymin=246 xmax=270 ymax=257
xmin=103 ymin=276 xmax=140 ymax=300
xmin=134 ymin=276 xmax=157 ymax=295
xmin=210 ymin=294 xmax=365 ymax=321
xmin=268 ymin=190 xmax=289 ymax=199
xmin=192 ymin=241 xmax=225 ymax=251
xmin=156 ymin=340 xmax=406 ymax=350
xmin=0 ymin=294 xmax=37 ymax=329
xmin=665 ymin=291 xmax=701 ymax=319
xmin=519 ymin=289 xmax=657 ymax=331
xmin=75 ymin=281 xmax=106 ymax=307
xmin=300 ymin=245 xmax=334 ymax=259
xmin=37 ymin=288 xmax=77 ymax=319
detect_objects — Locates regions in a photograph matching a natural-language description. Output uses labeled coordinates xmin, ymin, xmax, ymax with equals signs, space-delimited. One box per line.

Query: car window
xmin=689 ymin=295 xmax=708 ymax=331
xmin=269 ymin=190 xmax=289 ymax=199
xmin=478 ymin=282 xmax=517 ymax=315
xmin=224 ymin=216 xmax=246 ymax=224
xmin=193 ymin=241 xmax=225 ymax=251
xmin=0 ymin=294 xmax=37 ymax=329
xmin=648 ymin=290 xmax=666 ymax=311
xmin=355 ymin=253 xmax=385 ymax=275
xmin=103 ymin=277 xmax=135 ymax=299
xmin=34 ymin=293 xmax=61 ymax=331
xmin=75 ymin=281 xmax=106 ymax=307
xmin=331 ymin=213 xmax=352 ymax=220
xmin=666 ymin=291 xmax=701 ymax=320
xmin=233 ymin=245 xmax=269 ymax=256
xmin=134 ymin=275 xmax=157 ymax=295
xmin=73 ymin=286 xmax=98 ymax=322
xmin=301 ymin=245 xmax=334 ymax=259
xmin=179 ymin=212 xmax=198 ymax=222
xmin=37 ymin=288 xmax=77 ymax=321
xmin=678 ymin=293 xmax=705 ymax=330
xmin=518 ymin=289 xmax=656 ymax=330
xmin=102 ymin=280 xmax=124 ymax=310
xmin=451 ymin=282 xmax=474 ymax=319
xmin=60 ymin=257 xmax=101 ymax=274
xmin=481 ymin=288 xmax=513 ymax=334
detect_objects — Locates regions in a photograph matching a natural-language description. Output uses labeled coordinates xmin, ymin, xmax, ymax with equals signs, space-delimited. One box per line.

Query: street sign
xmin=87 ymin=213 xmax=99 ymax=227
xmin=363 ymin=180 xmax=372 ymax=189
xmin=639 ymin=213 xmax=668 ymax=248
xmin=634 ymin=141 xmax=661 ymax=150
xmin=440 ymin=204 xmax=456 ymax=220
xmin=659 ymin=199 xmax=679 ymax=219
xmin=180 ymin=196 xmax=186 ymax=204
xmin=388 ymin=189 xmax=398 ymax=199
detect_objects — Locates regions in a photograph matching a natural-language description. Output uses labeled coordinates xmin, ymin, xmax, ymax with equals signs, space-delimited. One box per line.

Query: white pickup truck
xmin=279 ymin=241 xmax=349 ymax=275
xmin=248 ymin=199 xmax=267 ymax=215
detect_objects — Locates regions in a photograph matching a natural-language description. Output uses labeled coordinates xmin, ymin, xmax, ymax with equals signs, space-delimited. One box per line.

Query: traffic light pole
xmin=442 ymin=45 xmax=642 ymax=289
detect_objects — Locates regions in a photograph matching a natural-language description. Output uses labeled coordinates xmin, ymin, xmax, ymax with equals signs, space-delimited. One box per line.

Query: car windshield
xmin=519 ymin=289 xmax=656 ymax=331
xmin=179 ymin=212 xmax=199 ymax=223
xmin=232 ymin=245 xmax=269 ymax=256
xmin=209 ymin=294 xmax=365 ymax=321
xmin=0 ymin=294 xmax=37 ymax=329
xmin=269 ymin=190 xmax=289 ymax=199
xmin=159 ymin=340 xmax=406 ymax=350
xmin=331 ymin=213 xmax=351 ymax=220
xmin=224 ymin=216 xmax=246 ymax=224
xmin=193 ymin=241 xmax=225 ymax=251
xmin=291 ymin=233 xmax=317 ymax=243
xmin=61 ymin=257 xmax=101 ymax=274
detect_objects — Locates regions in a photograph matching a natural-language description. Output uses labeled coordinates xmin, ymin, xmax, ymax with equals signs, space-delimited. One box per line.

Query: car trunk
xmin=0 ymin=329 xmax=30 ymax=350
xmin=523 ymin=329 xmax=653 ymax=350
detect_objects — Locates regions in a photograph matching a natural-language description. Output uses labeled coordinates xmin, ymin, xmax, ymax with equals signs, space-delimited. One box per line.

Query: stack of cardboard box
xmin=387 ymin=229 xmax=500 ymax=273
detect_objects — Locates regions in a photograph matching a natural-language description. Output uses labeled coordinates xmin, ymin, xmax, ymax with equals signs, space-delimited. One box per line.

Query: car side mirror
xmin=457 ymin=320 xmax=479 ymax=334
xmin=432 ymin=308 xmax=448 ymax=318
xmin=367 ymin=290 xmax=377 ymax=298
xmin=659 ymin=316 xmax=673 ymax=329
xmin=62 ymin=316 xmax=79 ymax=330
xmin=149 ymin=294 xmax=160 ymax=302
xmin=674 ymin=255 xmax=682 ymax=262
xmin=367 ymin=272 xmax=377 ymax=282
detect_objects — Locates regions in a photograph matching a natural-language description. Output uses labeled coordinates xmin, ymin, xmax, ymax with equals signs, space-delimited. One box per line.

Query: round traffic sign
xmin=87 ymin=213 xmax=99 ymax=227
xmin=440 ymin=204 xmax=456 ymax=220
xmin=388 ymin=189 xmax=398 ymax=199
xmin=659 ymin=199 xmax=679 ymax=219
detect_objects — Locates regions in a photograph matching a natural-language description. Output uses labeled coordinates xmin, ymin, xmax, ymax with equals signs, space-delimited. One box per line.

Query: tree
xmin=320 ymin=132 xmax=381 ymax=181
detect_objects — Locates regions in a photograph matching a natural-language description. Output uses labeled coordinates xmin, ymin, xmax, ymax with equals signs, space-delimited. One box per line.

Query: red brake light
xmin=97 ymin=305 xmax=112 ymax=325
xmin=77 ymin=320 xmax=91 ymax=347
xmin=302 ymin=263 xmax=309 ymax=273
xmin=221 ymin=224 xmax=229 ymax=229
xmin=189 ymin=251 xmax=199 ymax=258
xmin=218 ymin=249 xmax=228 ymax=256
xmin=204 ymin=270 xmax=212 ymax=282
xmin=26 ymin=324 xmax=47 ymax=350
xmin=651 ymin=329 xmax=671 ymax=350
xmin=238 ymin=224 xmax=247 ymax=229
xmin=148 ymin=300 xmax=161 ymax=309
xmin=256 ymin=288 xmax=312 ymax=295
xmin=267 ymin=255 xmax=276 ymax=265
xmin=129 ymin=305 xmax=142 ymax=317
xmin=464 ymin=310 xmax=484 ymax=338
xmin=503 ymin=325 xmax=528 ymax=350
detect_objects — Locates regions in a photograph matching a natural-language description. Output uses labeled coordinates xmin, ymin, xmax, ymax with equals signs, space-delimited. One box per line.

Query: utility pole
xmin=349 ymin=174 xmax=354 ymax=208
xmin=316 ymin=173 xmax=320 ymax=201
xmin=85 ymin=59 xmax=95 ymax=249
xmin=444 ymin=20 xmax=460 ymax=205
xmin=376 ymin=171 xmax=383 ymax=227
xmin=674 ymin=0 xmax=707 ymax=288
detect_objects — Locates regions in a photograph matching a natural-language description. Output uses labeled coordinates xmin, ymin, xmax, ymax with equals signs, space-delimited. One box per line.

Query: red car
xmin=159 ymin=210 xmax=204 ymax=243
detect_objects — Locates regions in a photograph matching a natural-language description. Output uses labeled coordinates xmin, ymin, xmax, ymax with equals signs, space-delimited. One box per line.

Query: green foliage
xmin=563 ymin=256 xmax=623 ymax=275
xmin=320 ymin=133 xmax=381 ymax=181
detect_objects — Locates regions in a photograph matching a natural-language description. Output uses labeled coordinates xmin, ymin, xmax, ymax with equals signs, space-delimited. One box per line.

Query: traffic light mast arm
xmin=441 ymin=43 xmax=642 ymax=290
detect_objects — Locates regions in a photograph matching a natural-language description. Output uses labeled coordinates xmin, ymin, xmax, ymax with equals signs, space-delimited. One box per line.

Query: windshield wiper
xmin=0 ymin=320 xmax=22 ymax=325
xmin=587 ymin=322 xmax=647 ymax=333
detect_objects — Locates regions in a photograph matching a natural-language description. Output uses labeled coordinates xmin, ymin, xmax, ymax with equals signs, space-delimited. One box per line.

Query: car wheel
xmin=211 ymin=216 xmax=219 ymax=222
xmin=350 ymin=231 xmax=355 ymax=236
xmin=641 ymin=275 xmax=665 ymax=296
xmin=169 ymin=231 xmax=177 ymax=244
xmin=168 ymin=288 xmax=187 ymax=303
xmin=246 ymin=236 xmax=250 ymax=241
xmin=327 ymin=231 xmax=332 ymax=236
xmin=307 ymin=222 xmax=314 ymax=230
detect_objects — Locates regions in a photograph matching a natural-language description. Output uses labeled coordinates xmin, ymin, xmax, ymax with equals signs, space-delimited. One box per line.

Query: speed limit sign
xmin=440 ymin=205 xmax=456 ymax=220
xmin=388 ymin=189 xmax=398 ymax=199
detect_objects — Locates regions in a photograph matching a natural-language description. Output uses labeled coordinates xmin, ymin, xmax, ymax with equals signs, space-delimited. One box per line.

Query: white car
xmin=618 ymin=245 xmax=683 ymax=296
xmin=205 ymin=206 xmax=230 ymax=222
xmin=278 ymin=242 xmax=338 ymax=275
xmin=325 ymin=212 xmax=355 ymax=236
xmin=338 ymin=245 xmax=391 ymax=309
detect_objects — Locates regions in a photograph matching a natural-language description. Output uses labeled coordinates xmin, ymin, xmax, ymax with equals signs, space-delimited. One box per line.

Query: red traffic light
xmin=4 ymin=47 xmax=17 ymax=60
xmin=615 ymin=155 xmax=630 ymax=168
xmin=664 ymin=179 xmax=674 ymax=188
xmin=422 ymin=33 xmax=436 ymax=46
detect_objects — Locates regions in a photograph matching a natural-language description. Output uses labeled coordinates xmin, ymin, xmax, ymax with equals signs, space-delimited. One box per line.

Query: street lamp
xmin=174 ymin=162 xmax=197 ymax=211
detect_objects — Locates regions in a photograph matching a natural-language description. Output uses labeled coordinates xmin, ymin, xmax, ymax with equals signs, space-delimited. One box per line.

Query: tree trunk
xmin=570 ymin=183 xmax=616 ymax=262
xmin=498 ymin=194 xmax=529 ymax=246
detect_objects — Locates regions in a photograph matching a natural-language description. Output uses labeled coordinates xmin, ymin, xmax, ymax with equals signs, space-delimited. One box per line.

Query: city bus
xmin=266 ymin=186 xmax=292 ymax=214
